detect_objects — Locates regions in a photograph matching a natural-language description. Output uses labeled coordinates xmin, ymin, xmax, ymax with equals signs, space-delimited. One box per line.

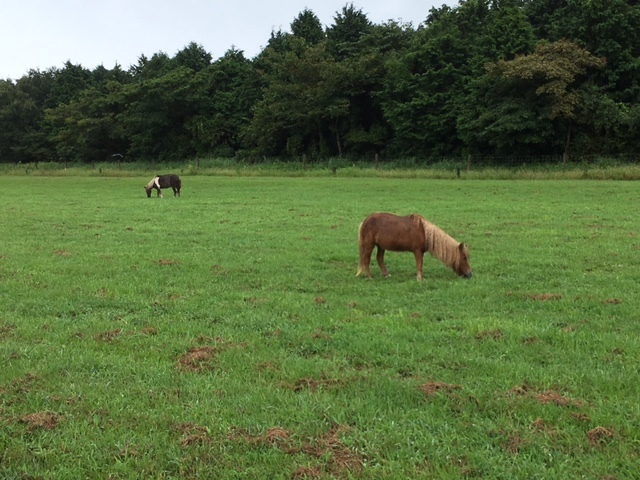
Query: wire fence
xmin=3 ymin=153 xmax=640 ymax=175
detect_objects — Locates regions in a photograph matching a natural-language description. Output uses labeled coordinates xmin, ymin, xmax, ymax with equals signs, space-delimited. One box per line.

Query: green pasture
xmin=0 ymin=175 xmax=638 ymax=479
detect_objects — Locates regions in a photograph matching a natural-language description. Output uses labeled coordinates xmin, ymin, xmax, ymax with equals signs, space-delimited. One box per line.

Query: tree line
xmin=1 ymin=0 xmax=639 ymax=166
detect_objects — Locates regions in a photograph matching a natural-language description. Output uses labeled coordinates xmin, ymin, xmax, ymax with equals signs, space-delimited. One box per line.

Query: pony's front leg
xmin=376 ymin=247 xmax=390 ymax=277
xmin=157 ymin=189 xmax=163 ymax=198
xmin=413 ymin=251 xmax=424 ymax=281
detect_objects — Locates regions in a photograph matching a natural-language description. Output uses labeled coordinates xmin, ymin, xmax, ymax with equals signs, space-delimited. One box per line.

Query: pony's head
xmin=144 ymin=177 xmax=158 ymax=197
xmin=453 ymin=243 xmax=473 ymax=278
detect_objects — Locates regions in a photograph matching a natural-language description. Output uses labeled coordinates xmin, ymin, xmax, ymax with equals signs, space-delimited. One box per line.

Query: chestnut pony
xmin=144 ymin=174 xmax=181 ymax=198
xmin=356 ymin=213 xmax=472 ymax=281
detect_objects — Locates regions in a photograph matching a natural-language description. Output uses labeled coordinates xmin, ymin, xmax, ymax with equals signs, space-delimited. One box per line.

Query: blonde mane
xmin=145 ymin=176 xmax=160 ymax=190
xmin=416 ymin=215 xmax=466 ymax=269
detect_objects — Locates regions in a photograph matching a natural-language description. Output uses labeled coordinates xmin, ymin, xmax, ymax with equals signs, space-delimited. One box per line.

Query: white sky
xmin=1 ymin=0 xmax=459 ymax=80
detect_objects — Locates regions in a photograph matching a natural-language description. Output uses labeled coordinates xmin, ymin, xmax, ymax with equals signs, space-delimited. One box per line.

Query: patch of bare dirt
xmin=264 ymin=427 xmax=291 ymax=445
xmin=173 ymin=422 xmax=211 ymax=448
xmin=603 ymin=298 xmax=622 ymax=305
xmin=19 ymin=412 xmax=59 ymax=431
xmin=230 ymin=424 xmax=363 ymax=477
xmin=508 ymin=384 xmax=531 ymax=396
xmin=210 ymin=264 xmax=228 ymax=274
xmin=504 ymin=432 xmax=525 ymax=454
xmin=0 ymin=323 xmax=16 ymax=340
xmin=157 ymin=259 xmax=178 ymax=266
xmin=176 ymin=338 xmax=246 ymax=373
xmin=297 ymin=425 xmax=363 ymax=475
xmin=177 ymin=346 xmax=217 ymax=373
xmin=310 ymin=329 xmax=332 ymax=340
xmin=94 ymin=329 xmax=122 ymax=342
xmin=420 ymin=381 xmax=461 ymax=397
xmin=291 ymin=466 xmax=323 ymax=479
xmin=475 ymin=329 xmax=503 ymax=340
xmin=286 ymin=373 xmax=342 ymax=392
xmin=53 ymin=249 xmax=71 ymax=257
xmin=530 ymin=418 xmax=556 ymax=435
xmin=95 ymin=288 xmax=109 ymax=298
xmin=528 ymin=293 xmax=562 ymax=301
xmin=587 ymin=426 xmax=615 ymax=447
xmin=509 ymin=385 xmax=583 ymax=407
xmin=534 ymin=390 xmax=583 ymax=407
xmin=571 ymin=413 xmax=592 ymax=423
xmin=140 ymin=326 xmax=157 ymax=336
xmin=9 ymin=373 xmax=39 ymax=395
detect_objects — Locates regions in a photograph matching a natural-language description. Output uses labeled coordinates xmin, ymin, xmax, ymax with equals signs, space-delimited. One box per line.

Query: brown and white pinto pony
xmin=144 ymin=174 xmax=181 ymax=198
xmin=356 ymin=212 xmax=472 ymax=281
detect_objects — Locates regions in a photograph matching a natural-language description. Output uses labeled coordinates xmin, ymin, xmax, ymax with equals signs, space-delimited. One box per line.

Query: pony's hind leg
xmin=376 ymin=247 xmax=390 ymax=277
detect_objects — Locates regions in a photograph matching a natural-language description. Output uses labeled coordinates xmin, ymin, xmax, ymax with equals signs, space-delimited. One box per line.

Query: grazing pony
xmin=356 ymin=212 xmax=472 ymax=281
xmin=144 ymin=174 xmax=181 ymax=198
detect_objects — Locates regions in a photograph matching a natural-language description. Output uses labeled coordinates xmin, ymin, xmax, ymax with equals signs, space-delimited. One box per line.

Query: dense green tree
xmin=291 ymin=8 xmax=325 ymax=46
xmin=487 ymin=39 xmax=605 ymax=159
xmin=0 ymin=72 xmax=55 ymax=163
xmin=480 ymin=0 xmax=535 ymax=62
xmin=119 ymin=67 xmax=199 ymax=160
xmin=524 ymin=0 xmax=640 ymax=101
xmin=382 ymin=1 xmax=488 ymax=156
xmin=248 ymin=39 xmax=349 ymax=157
xmin=92 ymin=64 xmax=131 ymax=87
xmin=189 ymin=48 xmax=261 ymax=156
xmin=326 ymin=4 xmax=373 ymax=60
xmin=129 ymin=52 xmax=174 ymax=80
xmin=0 ymin=81 xmax=45 ymax=162
xmin=338 ymin=21 xmax=415 ymax=156
xmin=174 ymin=42 xmax=212 ymax=72
xmin=44 ymin=79 xmax=129 ymax=163
xmin=45 ymin=62 xmax=93 ymax=108
xmin=457 ymin=74 xmax=556 ymax=156
xmin=456 ymin=1 xmax=542 ymax=157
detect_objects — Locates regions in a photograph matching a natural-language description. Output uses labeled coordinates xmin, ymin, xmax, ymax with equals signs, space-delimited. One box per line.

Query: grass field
xmin=0 ymin=175 xmax=638 ymax=479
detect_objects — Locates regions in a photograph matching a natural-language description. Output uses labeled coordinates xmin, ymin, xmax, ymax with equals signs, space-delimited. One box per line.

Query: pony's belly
xmin=377 ymin=240 xmax=422 ymax=252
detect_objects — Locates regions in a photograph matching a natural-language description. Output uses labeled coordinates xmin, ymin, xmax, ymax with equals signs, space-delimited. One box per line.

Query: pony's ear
xmin=458 ymin=242 xmax=465 ymax=250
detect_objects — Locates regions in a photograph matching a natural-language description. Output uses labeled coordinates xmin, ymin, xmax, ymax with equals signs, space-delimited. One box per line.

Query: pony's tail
xmin=356 ymin=221 xmax=365 ymax=276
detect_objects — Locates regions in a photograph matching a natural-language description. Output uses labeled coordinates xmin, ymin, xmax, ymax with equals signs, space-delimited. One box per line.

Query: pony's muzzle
xmin=463 ymin=272 xmax=473 ymax=279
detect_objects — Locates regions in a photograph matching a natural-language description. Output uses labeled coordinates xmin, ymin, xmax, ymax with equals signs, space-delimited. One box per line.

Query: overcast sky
xmin=1 ymin=0 xmax=459 ymax=80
